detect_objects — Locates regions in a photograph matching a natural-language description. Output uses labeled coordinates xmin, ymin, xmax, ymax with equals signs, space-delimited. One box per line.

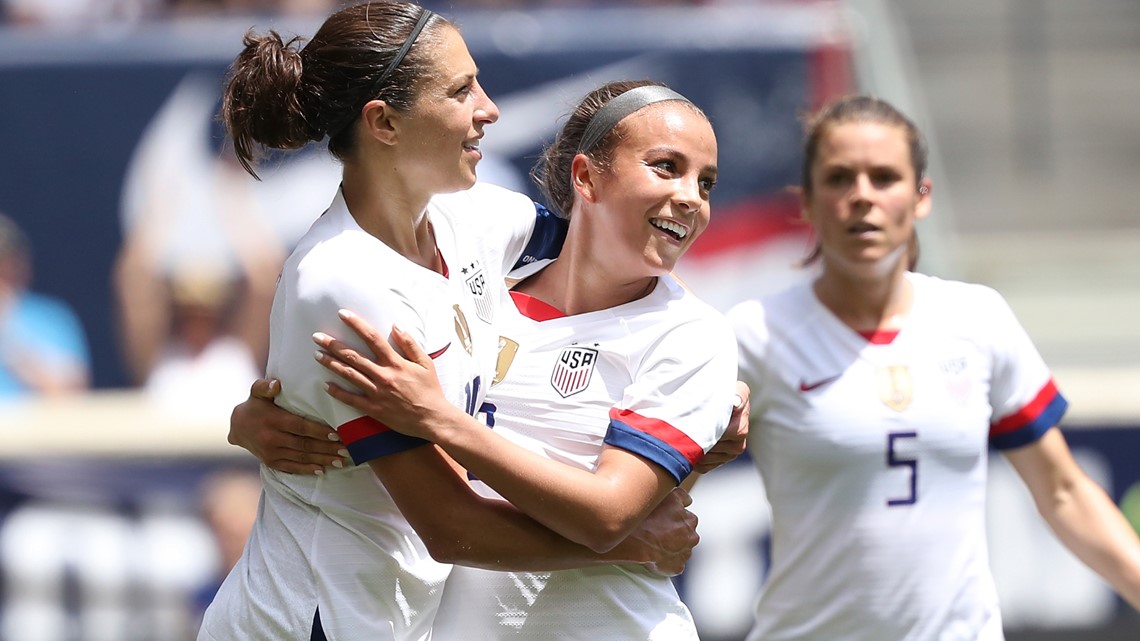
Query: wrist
xmin=604 ymin=535 xmax=650 ymax=565
xmin=420 ymin=403 xmax=479 ymax=444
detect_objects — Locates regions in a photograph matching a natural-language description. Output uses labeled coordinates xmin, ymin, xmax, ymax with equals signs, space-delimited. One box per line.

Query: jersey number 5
xmin=886 ymin=431 xmax=918 ymax=506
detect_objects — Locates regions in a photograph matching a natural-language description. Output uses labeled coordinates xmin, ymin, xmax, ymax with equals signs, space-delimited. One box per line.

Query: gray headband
xmin=577 ymin=85 xmax=692 ymax=154
xmin=328 ymin=8 xmax=435 ymax=139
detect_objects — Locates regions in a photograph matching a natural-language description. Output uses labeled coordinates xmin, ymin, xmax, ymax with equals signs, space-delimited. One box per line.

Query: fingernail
xmin=327 ymin=432 xmax=341 ymax=442
xmin=338 ymin=309 xmax=353 ymax=320
xmin=312 ymin=332 xmax=329 ymax=344
xmin=733 ymin=394 xmax=744 ymax=409
xmin=314 ymin=350 xmax=324 ymax=363
xmin=331 ymin=459 xmax=344 ymax=469
xmin=314 ymin=468 xmax=324 ymax=476
xmin=337 ymin=449 xmax=350 ymax=458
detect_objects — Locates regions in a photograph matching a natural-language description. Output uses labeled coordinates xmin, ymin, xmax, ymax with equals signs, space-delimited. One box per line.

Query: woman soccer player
xmin=729 ymin=94 xmax=1140 ymax=640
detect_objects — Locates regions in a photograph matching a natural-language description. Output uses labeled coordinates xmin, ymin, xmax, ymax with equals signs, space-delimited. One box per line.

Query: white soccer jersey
xmin=729 ymin=272 xmax=1068 ymax=641
xmin=198 ymin=182 xmax=563 ymax=641
xmin=431 ymin=274 xmax=738 ymax=641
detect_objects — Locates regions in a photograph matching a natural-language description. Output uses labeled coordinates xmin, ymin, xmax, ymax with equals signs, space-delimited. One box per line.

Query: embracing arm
xmin=1005 ymin=427 xmax=1140 ymax=610
xmin=314 ymin=310 xmax=732 ymax=552
xmin=227 ymin=379 xmax=697 ymax=574
xmin=374 ymin=444 xmax=695 ymax=571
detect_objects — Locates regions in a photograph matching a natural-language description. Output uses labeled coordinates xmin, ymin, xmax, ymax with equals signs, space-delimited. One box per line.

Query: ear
xmin=570 ymin=153 xmax=600 ymax=204
xmin=359 ymin=99 xmax=399 ymax=146
xmin=915 ymin=178 xmax=933 ymax=221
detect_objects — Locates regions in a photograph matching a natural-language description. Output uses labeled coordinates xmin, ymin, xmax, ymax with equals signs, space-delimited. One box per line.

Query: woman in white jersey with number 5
xmin=199 ymin=5 xmax=705 ymax=641
xmin=728 ymin=95 xmax=1140 ymax=640
xmin=234 ymin=80 xmax=740 ymax=640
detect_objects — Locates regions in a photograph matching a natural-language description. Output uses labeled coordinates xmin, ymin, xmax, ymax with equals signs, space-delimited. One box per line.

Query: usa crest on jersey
xmin=461 ymin=260 xmax=494 ymax=323
xmin=877 ymin=364 xmax=913 ymax=412
xmin=551 ymin=345 xmax=598 ymax=398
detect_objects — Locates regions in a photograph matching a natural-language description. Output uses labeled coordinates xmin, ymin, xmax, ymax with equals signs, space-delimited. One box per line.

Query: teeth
xmin=651 ymin=219 xmax=687 ymax=239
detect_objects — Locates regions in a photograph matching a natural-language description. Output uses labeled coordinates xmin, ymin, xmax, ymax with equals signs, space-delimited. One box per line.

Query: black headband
xmin=577 ymin=85 xmax=692 ymax=154
xmin=328 ymin=8 xmax=434 ymax=139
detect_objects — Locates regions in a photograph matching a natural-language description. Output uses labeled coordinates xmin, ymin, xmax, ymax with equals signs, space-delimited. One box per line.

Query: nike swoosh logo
xmin=799 ymin=374 xmax=841 ymax=392
xmin=428 ymin=343 xmax=450 ymax=360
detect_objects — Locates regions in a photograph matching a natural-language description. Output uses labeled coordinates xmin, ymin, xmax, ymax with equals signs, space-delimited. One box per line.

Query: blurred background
xmin=0 ymin=0 xmax=1137 ymax=639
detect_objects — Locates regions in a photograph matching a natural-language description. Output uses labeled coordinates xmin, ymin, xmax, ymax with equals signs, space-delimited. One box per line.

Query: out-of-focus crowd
xmin=0 ymin=0 xmax=720 ymax=31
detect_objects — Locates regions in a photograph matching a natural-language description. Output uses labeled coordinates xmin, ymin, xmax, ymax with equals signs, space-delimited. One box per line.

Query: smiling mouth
xmin=463 ymin=139 xmax=482 ymax=154
xmin=650 ymin=218 xmax=688 ymax=241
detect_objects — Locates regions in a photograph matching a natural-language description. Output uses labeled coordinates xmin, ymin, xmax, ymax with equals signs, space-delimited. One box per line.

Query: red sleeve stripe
xmin=607 ymin=407 xmax=704 ymax=464
xmin=338 ymin=415 xmax=392 ymax=444
xmin=991 ymin=379 xmax=1059 ymax=436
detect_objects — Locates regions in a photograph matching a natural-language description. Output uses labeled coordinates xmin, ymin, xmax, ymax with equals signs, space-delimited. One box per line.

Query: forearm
xmin=429 ymin=492 xmax=652 ymax=571
xmin=1038 ymin=475 xmax=1140 ymax=610
xmin=425 ymin=406 xmax=662 ymax=551
xmin=372 ymin=447 xmax=652 ymax=570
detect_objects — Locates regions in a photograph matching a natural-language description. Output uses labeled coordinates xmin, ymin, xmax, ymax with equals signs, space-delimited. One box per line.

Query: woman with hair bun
xmin=199 ymin=4 xmax=705 ymax=641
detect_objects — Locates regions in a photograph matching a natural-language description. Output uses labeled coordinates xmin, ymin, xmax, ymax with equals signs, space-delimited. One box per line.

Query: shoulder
xmin=651 ymin=279 xmax=737 ymax=356
xmin=662 ymin=278 xmax=733 ymax=330
xmin=292 ymin=227 xmax=390 ymax=281
xmin=728 ymin=282 xmax=811 ymax=342
xmin=430 ymin=182 xmax=535 ymax=221
xmin=910 ymin=272 xmax=1014 ymax=322
xmin=283 ymin=228 xmax=412 ymax=314
xmin=911 ymin=271 xmax=1002 ymax=303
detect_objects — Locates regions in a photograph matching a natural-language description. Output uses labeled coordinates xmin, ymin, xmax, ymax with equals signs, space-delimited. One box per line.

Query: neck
xmin=518 ymin=228 xmax=657 ymax=316
xmin=813 ymin=258 xmax=912 ymax=332
xmin=341 ymin=159 xmax=438 ymax=271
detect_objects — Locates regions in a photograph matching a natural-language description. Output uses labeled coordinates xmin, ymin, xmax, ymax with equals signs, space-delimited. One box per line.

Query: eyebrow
xmin=644 ymin=146 xmax=718 ymax=172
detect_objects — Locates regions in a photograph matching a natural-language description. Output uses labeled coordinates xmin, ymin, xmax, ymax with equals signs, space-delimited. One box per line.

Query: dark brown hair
xmin=799 ymin=95 xmax=928 ymax=269
xmin=530 ymin=80 xmax=708 ymax=219
xmin=221 ymin=1 xmax=449 ymax=178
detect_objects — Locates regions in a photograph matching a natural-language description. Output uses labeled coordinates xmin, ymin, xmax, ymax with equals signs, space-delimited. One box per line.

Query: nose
xmin=673 ymin=175 xmax=702 ymax=213
xmin=850 ymin=173 xmax=874 ymax=203
xmin=474 ymin=82 xmax=499 ymax=126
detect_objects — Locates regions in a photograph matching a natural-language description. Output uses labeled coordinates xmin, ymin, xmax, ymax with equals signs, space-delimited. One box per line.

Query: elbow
xmin=575 ymin=517 xmax=638 ymax=554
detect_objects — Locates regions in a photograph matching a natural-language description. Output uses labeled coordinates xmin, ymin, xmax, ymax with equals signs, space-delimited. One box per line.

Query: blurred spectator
xmin=112 ymin=153 xmax=283 ymax=420
xmin=1 ymin=0 xmax=159 ymax=29
xmin=165 ymin=0 xmax=338 ymax=18
xmin=192 ymin=465 xmax=262 ymax=622
xmin=0 ymin=212 xmax=91 ymax=398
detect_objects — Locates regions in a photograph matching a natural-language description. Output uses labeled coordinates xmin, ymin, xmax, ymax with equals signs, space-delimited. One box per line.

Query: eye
xmin=651 ymin=159 xmax=677 ymax=174
xmin=870 ymin=169 xmax=903 ymax=188
xmin=453 ymin=82 xmax=474 ymax=98
xmin=823 ymin=169 xmax=852 ymax=188
xmin=700 ymin=176 xmax=717 ymax=193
